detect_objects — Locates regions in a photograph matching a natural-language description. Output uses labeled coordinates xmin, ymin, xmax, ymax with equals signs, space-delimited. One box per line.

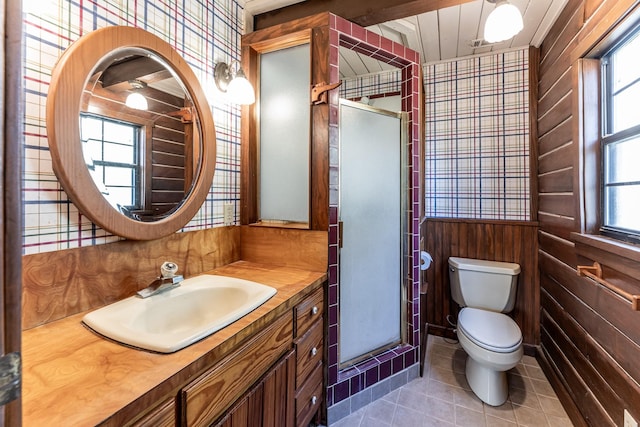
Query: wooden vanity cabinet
xmin=180 ymin=313 xmax=293 ymax=426
xmin=293 ymin=288 xmax=324 ymax=427
xmin=129 ymin=287 xmax=326 ymax=427
xmin=213 ymin=349 xmax=296 ymax=427
xmin=131 ymin=398 xmax=177 ymax=427
xmin=205 ymin=288 xmax=325 ymax=427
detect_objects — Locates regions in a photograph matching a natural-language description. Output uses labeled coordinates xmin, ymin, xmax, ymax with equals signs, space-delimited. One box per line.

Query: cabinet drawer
xmin=294 ymin=288 xmax=323 ymax=338
xmin=181 ymin=313 xmax=293 ymax=427
xmin=130 ymin=398 xmax=176 ymax=427
xmin=295 ymin=364 xmax=323 ymax=427
xmin=295 ymin=319 xmax=323 ymax=389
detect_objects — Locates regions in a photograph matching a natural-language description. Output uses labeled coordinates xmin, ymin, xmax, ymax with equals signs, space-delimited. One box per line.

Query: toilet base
xmin=465 ymin=356 xmax=509 ymax=406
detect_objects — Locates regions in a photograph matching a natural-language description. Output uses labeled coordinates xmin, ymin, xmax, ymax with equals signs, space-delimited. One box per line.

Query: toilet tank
xmin=448 ymin=257 xmax=521 ymax=313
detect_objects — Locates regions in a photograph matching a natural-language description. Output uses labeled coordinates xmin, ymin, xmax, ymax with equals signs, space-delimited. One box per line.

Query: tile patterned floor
xmin=330 ymin=335 xmax=574 ymax=426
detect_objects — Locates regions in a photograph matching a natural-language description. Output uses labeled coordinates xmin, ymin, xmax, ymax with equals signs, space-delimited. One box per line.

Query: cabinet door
xmin=213 ymin=349 xmax=295 ymax=427
xmin=181 ymin=314 xmax=292 ymax=426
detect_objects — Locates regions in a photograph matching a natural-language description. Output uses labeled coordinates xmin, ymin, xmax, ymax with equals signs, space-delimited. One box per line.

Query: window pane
xmin=604 ymin=184 xmax=640 ymax=232
xmin=605 ymin=136 xmax=640 ymax=183
xmin=83 ymin=138 xmax=103 ymax=165
xmin=104 ymin=121 xmax=135 ymax=146
xmin=103 ymin=141 xmax=135 ymax=163
xmin=611 ymin=81 xmax=640 ymax=132
xmin=80 ymin=116 xmax=103 ymax=142
xmin=612 ymin=31 xmax=640 ymax=92
xmin=107 ymin=187 xmax=134 ymax=207
xmin=103 ymin=166 xmax=134 ymax=187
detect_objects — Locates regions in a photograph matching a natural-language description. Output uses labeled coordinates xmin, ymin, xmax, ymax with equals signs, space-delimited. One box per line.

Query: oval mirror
xmin=47 ymin=26 xmax=216 ymax=240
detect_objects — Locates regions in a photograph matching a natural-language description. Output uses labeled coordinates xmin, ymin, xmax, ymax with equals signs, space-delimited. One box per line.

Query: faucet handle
xmin=160 ymin=261 xmax=178 ymax=278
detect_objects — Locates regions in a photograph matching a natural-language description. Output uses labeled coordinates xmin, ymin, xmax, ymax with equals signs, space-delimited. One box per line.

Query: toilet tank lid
xmin=449 ymin=257 xmax=521 ymax=275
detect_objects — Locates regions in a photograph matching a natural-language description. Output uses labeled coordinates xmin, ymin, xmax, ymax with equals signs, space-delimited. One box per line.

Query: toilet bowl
xmin=448 ymin=257 xmax=523 ymax=406
xmin=457 ymin=307 xmax=523 ymax=406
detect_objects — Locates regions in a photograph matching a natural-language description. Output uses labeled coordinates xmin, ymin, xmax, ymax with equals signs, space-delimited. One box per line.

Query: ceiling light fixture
xmin=125 ymin=79 xmax=148 ymax=110
xmin=214 ymin=60 xmax=255 ymax=105
xmin=484 ymin=0 xmax=524 ymax=43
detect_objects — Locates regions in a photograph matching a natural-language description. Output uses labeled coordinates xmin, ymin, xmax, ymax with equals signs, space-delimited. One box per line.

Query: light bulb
xmin=125 ymin=92 xmax=148 ymax=110
xmin=484 ymin=0 xmax=524 ymax=43
xmin=227 ymin=71 xmax=255 ymax=105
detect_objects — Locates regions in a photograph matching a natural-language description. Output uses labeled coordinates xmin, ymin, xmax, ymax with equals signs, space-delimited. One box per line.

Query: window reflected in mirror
xmin=81 ymin=50 xmax=200 ymax=222
xmin=80 ymin=114 xmax=141 ymax=213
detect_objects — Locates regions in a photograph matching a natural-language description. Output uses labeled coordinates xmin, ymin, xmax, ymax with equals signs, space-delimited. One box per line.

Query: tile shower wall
xmin=22 ymin=0 xmax=243 ymax=254
xmin=327 ymin=14 xmax=421 ymax=420
xmin=424 ymin=48 xmax=530 ymax=221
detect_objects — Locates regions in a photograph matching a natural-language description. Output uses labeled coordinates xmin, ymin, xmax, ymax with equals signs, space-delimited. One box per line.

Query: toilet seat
xmin=458 ymin=307 xmax=522 ymax=353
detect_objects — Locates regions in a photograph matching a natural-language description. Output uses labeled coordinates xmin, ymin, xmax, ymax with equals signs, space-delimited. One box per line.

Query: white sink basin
xmin=82 ymin=275 xmax=277 ymax=353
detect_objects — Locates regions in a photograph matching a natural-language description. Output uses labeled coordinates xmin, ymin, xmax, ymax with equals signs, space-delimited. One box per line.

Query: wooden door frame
xmin=2 ymin=0 xmax=24 ymax=424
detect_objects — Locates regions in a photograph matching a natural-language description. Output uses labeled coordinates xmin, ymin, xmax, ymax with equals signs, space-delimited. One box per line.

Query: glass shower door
xmin=338 ymin=100 xmax=406 ymax=366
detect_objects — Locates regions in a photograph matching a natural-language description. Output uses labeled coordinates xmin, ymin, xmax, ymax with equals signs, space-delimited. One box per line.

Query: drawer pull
xmin=311 ymin=395 xmax=317 ymax=405
xmin=312 ymin=306 xmax=319 ymax=315
xmin=311 ymin=347 xmax=318 ymax=357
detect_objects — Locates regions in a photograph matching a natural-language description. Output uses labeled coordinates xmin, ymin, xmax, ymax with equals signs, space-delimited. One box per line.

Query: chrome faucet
xmin=137 ymin=261 xmax=184 ymax=298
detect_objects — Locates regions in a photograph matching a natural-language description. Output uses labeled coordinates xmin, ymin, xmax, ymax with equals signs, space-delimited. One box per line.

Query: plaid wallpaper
xmin=22 ymin=0 xmax=243 ymax=254
xmin=340 ymin=69 xmax=402 ymax=100
xmin=424 ymin=48 xmax=530 ymax=221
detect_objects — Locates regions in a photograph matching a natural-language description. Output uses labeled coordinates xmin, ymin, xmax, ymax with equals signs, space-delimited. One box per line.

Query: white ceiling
xmin=244 ymin=0 xmax=568 ymax=77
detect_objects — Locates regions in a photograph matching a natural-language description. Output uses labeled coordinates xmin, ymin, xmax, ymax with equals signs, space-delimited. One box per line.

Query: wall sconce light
xmin=214 ymin=61 xmax=255 ymax=105
xmin=484 ymin=0 xmax=524 ymax=43
xmin=125 ymin=79 xmax=148 ymax=110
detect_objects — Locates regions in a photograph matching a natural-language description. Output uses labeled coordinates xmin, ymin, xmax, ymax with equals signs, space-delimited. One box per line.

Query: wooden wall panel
xmin=538 ymin=143 xmax=573 ymax=174
xmin=422 ymin=219 xmax=539 ymax=346
xmin=540 ymin=0 xmax=583 ymax=65
xmin=538 ymin=116 xmax=573 ymax=155
xmin=584 ymin=0 xmax=606 ymax=20
xmin=538 ymin=232 xmax=577 ymax=267
xmin=542 ymin=291 xmax=640 ymax=415
xmin=539 ymin=194 xmax=576 ymax=218
xmin=538 ymin=67 xmax=571 ymax=114
xmin=541 ymin=257 xmax=640 ymax=359
xmin=22 ymin=226 xmax=329 ymax=330
xmin=538 ymin=213 xmax=575 ymax=241
xmin=538 ymin=91 xmax=572 ymax=136
xmin=541 ymin=320 xmax=614 ymax=426
xmin=239 ymin=226 xmax=328 ymax=272
xmin=22 ymin=226 xmax=241 ymax=329
xmin=536 ymin=0 xmax=640 ymax=423
xmin=538 ymin=168 xmax=574 ymax=193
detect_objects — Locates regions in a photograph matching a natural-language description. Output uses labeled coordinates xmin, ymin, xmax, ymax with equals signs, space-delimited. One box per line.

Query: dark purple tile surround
xmin=326 ymin=14 xmax=422 ymax=408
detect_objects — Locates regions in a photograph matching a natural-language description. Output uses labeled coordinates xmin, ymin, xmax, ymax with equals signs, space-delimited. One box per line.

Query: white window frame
xmin=599 ymin=26 xmax=640 ymax=244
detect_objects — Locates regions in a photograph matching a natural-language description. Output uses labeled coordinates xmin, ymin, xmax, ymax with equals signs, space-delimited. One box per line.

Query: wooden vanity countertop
xmin=21 ymin=260 xmax=326 ymax=426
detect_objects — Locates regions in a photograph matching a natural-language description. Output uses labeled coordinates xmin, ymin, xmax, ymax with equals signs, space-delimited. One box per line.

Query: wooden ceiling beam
xmin=254 ymin=0 xmax=477 ymax=30
xmin=100 ymin=56 xmax=167 ymax=88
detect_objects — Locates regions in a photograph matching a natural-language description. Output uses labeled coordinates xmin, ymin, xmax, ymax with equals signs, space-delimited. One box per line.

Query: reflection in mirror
xmin=47 ymin=26 xmax=216 ymax=240
xmin=80 ymin=51 xmax=201 ymax=222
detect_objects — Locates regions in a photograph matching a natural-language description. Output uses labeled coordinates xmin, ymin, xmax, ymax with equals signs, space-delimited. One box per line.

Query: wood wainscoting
xmin=22 ymin=225 xmax=329 ymax=331
xmin=22 ymin=227 xmax=241 ymax=330
xmin=536 ymin=0 xmax=640 ymax=424
xmin=422 ymin=218 xmax=539 ymax=348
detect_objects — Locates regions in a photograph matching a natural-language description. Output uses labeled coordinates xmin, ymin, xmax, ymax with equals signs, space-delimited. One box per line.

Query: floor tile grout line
xmin=330 ymin=334 xmax=573 ymax=427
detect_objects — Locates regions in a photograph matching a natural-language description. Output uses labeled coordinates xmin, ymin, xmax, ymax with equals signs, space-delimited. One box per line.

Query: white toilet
xmin=448 ymin=256 xmax=523 ymax=406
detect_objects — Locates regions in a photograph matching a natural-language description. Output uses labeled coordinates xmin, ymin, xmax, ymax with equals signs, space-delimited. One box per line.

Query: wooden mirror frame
xmin=47 ymin=26 xmax=216 ymax=240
